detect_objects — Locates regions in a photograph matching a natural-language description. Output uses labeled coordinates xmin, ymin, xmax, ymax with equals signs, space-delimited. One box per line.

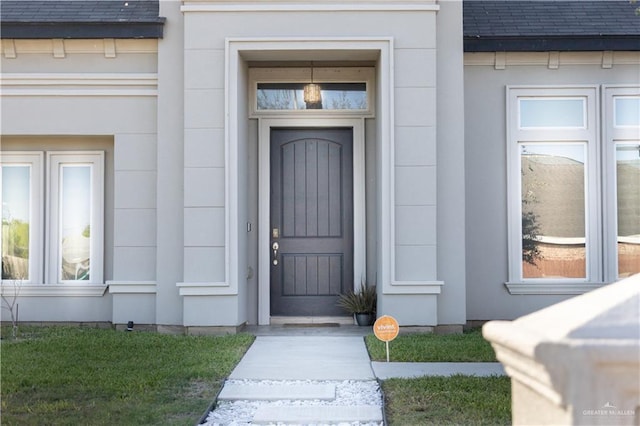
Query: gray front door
xmin=270 ymin=128 xmax=354 ymax=316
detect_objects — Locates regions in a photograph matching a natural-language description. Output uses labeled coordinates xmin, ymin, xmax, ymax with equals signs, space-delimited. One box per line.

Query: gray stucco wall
xmin=182 ymin=2 xmax=448 ymax=327
xmin=156 ymin=1 xmax=185 ymax=327
xmin=1 ymin=37 xmax=158 ymax=324
xmin=464 ymin=53 xmax=640 ymax=320
xmin=436 ymin=0 xmax=467 ymax=326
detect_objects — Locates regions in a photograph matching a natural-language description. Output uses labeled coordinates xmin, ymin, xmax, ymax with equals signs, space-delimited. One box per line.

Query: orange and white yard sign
xmin=374 ymin=315 xmax=399 ymax=342
xmin=373 ymin=315 xmax=399 ymax=362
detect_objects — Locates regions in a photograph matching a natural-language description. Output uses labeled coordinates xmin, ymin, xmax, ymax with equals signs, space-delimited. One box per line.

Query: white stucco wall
xmin=464 ymin=52 xmax=640 ymax=321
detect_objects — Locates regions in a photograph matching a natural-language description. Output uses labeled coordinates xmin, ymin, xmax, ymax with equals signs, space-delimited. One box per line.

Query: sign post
xmin=373 ymin=315 xmax=399 ymax=362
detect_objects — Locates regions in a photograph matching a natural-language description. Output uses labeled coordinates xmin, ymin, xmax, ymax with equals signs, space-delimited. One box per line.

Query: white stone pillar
xmin=483 ymin=274 xmax=640 ymax=425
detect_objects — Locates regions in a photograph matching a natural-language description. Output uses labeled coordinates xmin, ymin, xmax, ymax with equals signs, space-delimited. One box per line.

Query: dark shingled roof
xmin=0 ymin=0 xmax=164 ymax=39
xmin=464 ymin=0 xmax=640 ymax=51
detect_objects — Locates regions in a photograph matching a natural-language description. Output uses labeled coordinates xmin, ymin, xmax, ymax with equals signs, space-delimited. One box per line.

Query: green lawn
xmin=366 ymin=328 xmax=498 ymax=362
xmin=0 ymin=326 xmax=254 ymax=426
xmin=383 ymin=375 xmax=511 ymax=425
xmin=369 ymin=328 xmax=511 ymax=425
xmin=1 ymin=326 xmax=510 ymax=425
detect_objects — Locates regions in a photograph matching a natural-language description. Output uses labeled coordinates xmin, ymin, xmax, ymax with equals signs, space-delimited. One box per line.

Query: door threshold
xmin=270 ymin=316 xmax=354 ymax=326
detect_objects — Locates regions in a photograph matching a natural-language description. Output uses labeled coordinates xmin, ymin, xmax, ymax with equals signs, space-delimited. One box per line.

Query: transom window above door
xmin=249 ymin=67 xmax=375 ymax=117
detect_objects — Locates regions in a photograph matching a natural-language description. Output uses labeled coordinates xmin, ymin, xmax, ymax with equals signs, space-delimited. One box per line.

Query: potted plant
xmin=337 ymin=283 xmax=377 ymax=326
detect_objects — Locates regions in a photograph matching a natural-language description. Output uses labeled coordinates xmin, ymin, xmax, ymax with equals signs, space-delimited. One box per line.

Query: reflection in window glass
xmin=257 ymin=83 xmax=367 ymax=110
xmin=616 ymin=143 xmax=640 ymax=278
xmin=521 ymin=144 xmax=587 ymax=279
xmin=60 ymin=165 xmax=91 ymax=281
xmin=615 ymin=97 xmax=640 ymax=127
xmin=520 ymin=98 xmax=585 ymax=128
xmin=1 ymin=166 xmax=30 ymax=280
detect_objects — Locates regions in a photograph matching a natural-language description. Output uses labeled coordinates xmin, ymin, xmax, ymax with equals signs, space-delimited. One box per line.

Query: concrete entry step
xmin=218 ymin=383 xmax=336 ymax=401
xmin=252 ymin=405 xmax=384 ymax=424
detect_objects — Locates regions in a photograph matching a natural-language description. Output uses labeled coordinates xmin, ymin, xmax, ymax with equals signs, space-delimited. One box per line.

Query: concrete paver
xmin=218 ymin=383 xmax=336 ymax=401
xmin=229 ymin=336 xmax=375 ymax=380
xmin=253 ymin=405 xmax=383 ymax=423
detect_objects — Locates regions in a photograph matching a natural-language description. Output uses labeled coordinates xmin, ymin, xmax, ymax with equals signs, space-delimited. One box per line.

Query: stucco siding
xmin=464 ymin=52 xmax=640 ymax=320
xmin=1 ymin=34 xmax=159 ymax=324
xmin=435 ymin=0 xmax=467 ymax=325
xmin=182 ymin=2 xmax=444 ymax=326
xmin=155 ymin=0 xmax=185 ymax=326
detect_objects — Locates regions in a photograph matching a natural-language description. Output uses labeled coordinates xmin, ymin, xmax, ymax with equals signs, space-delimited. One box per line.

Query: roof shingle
xmin=0 ymin=0 xmax=164 ymax=39
xmin=464 ymin=0 xmax=640 ymax=51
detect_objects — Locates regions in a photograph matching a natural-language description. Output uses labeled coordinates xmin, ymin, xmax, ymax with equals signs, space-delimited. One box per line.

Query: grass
xmin=0 ymin=326 xmax=254 ymax=426
xmin=366 ymin=328 xmax=498 ymax=362
xmin=369 ymin=328 xmax=510 ymax=425
xmin=1 ymin=325 xmax=509 ymax=425
xmin=383 ymin=375 xmax=511 ymax=425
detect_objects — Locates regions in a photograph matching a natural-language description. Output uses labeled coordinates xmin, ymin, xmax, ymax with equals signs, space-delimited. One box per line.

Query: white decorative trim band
xmin=107 ymin=281 xmax=157 ymax=294
xmin=505 ymin=282 xmax=605 ymax=295
xmin=387 ymin=281 xmax=443 ymax=294
xmin=177 ymin=281 xmax=237 ymax=296
xmin=0 ymin=284 xmax=108 ymax=297
xmin=1 ymin=39 xmax=158 ymax=58
xmin=182 ymin=2 xmax=439 ymax=12
xmin=464 ymin=51 xmax=640 ymax=68
xmin=0 ymin=73 xmax=158 ymax=97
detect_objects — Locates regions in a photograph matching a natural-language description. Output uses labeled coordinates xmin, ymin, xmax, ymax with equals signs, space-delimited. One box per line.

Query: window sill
xmin=505 ymin=282 xmax=606 ymax=295
xmin=0 ymin=283 xmax=108 ymax=297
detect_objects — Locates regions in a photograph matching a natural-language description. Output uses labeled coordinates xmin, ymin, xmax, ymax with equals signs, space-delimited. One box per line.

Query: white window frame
xmin=46 ymin=151 xmax=104 ymax=285
xmin=248 ymin=67 xmax=375 ymax=117
xmin=506 ymin=86 xmax=603 ymax=294
xmin=1 ymin=152 xmax=44 ymax=284
xmin=603 ymin=85 xmax=640 ymax=282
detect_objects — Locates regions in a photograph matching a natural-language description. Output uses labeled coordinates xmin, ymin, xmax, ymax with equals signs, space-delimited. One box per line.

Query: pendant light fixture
xmin=303 ymin=62 xmax=322 ymax=107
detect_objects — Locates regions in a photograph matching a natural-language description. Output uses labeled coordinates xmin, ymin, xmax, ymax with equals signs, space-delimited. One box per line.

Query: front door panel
xmin=270 ymin=128 xmax=353 ymax=316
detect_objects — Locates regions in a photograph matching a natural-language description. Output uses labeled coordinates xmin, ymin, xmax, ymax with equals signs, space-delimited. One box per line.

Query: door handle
xmin=272 ymin=242 xmax=279 ymax=265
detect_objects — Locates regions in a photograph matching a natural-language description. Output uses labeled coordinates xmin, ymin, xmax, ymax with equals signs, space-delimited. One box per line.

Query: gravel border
xmin=200 ymin=379 xmax=383 ymax=426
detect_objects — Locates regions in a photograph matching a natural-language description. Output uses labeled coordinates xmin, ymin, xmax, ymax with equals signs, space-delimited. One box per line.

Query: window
xmin=1 ymin=151 xmax=104 ymax=285
xmin=1 ymin=152 xmax=43 ymax=283
xmin=256 ymin=83 xmax=367 ymax=111
xmin=605 ymin=88 xmax=640 ymax=281
xmin=507 ymin=86 xmax=640 ymax=292
xmin=249 ymin=67 xmax=375 ymax=117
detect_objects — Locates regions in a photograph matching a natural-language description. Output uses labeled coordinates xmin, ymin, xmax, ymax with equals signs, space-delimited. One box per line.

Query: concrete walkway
xmin=203 ymin=332 xmax=505 ymax=425
xmin=229 ymin=336 xmax=375 ymax=381
xmin=206 ymin=336 xmax=382 ymax=425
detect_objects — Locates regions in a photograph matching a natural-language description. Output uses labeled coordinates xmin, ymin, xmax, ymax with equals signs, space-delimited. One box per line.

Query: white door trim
xmin=258 ymin=117 xmax=366 ymax=325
